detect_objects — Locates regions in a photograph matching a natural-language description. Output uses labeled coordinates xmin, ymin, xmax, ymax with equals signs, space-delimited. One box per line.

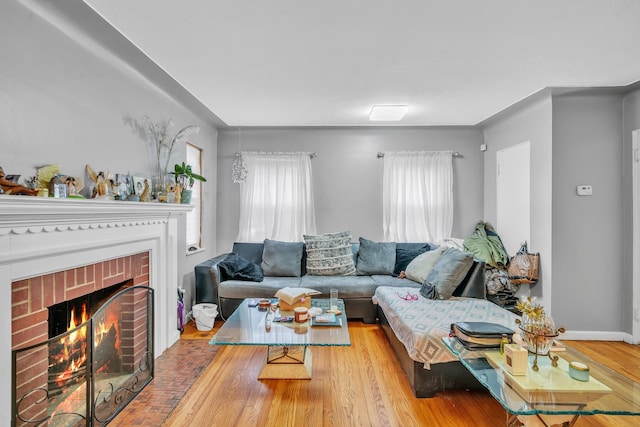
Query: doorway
xmin=496 ymin=141 xmax=531 ymax=256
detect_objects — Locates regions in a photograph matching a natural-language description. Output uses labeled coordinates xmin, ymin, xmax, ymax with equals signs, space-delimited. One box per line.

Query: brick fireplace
xmin=0 ymin=197 xmax=192 ymax=425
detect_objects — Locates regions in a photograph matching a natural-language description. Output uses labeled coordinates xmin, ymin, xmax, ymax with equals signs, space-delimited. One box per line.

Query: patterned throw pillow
xmin=303 ymin=231 xmax=356 ymax=276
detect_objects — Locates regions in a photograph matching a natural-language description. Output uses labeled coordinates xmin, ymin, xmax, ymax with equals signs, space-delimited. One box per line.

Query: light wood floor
xmin=166 ymin=321 xmax=640 ymax=427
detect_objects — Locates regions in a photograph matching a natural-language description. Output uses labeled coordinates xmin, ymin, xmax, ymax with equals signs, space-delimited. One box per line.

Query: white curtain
xmin=382 ymin=151 xmax=453 ymax=243
xmin=237 ymin=151 xmax=317 ymax=242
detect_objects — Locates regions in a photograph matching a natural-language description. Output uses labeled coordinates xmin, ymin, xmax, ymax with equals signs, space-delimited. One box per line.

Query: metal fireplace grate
xmin=12 ymin=286 xmax=154 ymax=427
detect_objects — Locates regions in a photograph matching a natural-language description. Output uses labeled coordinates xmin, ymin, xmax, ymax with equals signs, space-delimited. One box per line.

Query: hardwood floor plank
xmin=160 ymin=322 xmax=640 ymax=426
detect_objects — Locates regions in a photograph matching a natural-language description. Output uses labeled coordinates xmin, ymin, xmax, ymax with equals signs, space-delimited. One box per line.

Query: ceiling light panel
xmin=369 ymin=105 xmax=408 ymax=121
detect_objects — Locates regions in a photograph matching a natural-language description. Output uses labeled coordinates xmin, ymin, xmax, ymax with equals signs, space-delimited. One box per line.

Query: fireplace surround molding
xmin=0 ymin=197 xmax=192 ymax=424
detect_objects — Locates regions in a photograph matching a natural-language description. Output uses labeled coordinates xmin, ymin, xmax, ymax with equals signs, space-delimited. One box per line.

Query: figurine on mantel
xmin=85 ymin=164 xmax=112 ymax=200
xmin=140 ymin=178 xmax=151 ymax=202
xmin=0 ymin=166 xmax=38 ymax=196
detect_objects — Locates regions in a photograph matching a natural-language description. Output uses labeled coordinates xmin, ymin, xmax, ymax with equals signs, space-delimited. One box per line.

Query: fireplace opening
xmin=13 ymin=284 xmax=154 ymax=427
xmin=47 ymin=280 xmax=132 ymax=400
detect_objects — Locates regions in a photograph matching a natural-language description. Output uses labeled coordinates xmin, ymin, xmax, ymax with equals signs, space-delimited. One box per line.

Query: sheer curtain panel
xmin=382 ymin=151 xmax=453 ymax=243
xmin=237 ymin=152 xmax=317 ymax=242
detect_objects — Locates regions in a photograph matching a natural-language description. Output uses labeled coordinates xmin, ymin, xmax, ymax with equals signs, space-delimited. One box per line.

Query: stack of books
xmin=275 ymin=287 xmax=320 ymax=311
xmin=451 ymin=321 xmax=514 ymax=350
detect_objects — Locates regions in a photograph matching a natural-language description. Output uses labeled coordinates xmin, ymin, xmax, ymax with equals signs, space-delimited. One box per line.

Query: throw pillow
xmin=261 ymin=239 xmax=304 ymax=277
xmin=303 ymin=231 xmax=356 ymax=276
xmin=422 ymin=248 xmax=474 ymax=300
xmin=404 ymin=245 xmax=447 ymax=284
xmin=218 ymin=252 xmax=264 ymax=282
xmin=393 ymin=245 xmax=432 ymax=275
xmin=356 ymin=237 xmax=396 ymax=275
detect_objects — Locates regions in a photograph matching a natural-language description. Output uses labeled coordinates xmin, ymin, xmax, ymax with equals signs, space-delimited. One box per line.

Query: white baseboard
xmin=561 ymin=330 xmax=635 ymax=343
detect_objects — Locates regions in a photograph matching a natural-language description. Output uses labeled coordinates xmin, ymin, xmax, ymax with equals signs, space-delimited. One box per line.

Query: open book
xmin=274 ymin=287 xmax=321 ymax=306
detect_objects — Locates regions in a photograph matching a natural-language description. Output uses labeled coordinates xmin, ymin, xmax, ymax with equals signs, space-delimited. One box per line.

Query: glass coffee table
xmin=443 ymin=337 xmax=640 ymax=426
xmin=210 ymin=298 xmax=350 ymax=379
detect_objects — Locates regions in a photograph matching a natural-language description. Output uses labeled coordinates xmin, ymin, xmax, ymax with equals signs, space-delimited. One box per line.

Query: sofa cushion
xmin=261 ymin=239 xmax=304 ymax=277
xmin=303 ymin=231 xmax=356 ymax=276
xmin=371 ymin=275 xmax=421 ymax=288
xmin=218 ymin=252 xmax=264 ymax=282
xmin=421 ymin=248 xmax=474 ymax=300
xmin=300 ymin=275 xmax=377 ymax=297
xmin=404 ymin=246 xmax=447 ymax=284
xmin=356 ymin=237 xmax=396 ymax=275
xmin=393 ymin=245 xmax=432 ymax=275
xmin=219 ymin=277 xmax=301 ymax=299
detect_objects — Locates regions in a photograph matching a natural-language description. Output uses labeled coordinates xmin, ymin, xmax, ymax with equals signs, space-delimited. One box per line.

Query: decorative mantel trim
xmin=0 ymin=196 xmax=192 ymax=234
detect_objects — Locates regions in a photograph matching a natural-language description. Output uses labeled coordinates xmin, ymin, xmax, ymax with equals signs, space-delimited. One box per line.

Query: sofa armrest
xmin=194 ymin=254 xmax=229 ymax=305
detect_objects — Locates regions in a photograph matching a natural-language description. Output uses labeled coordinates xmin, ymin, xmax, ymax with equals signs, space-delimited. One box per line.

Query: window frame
xmin=185 ymin=142 xmax=204 ymax=252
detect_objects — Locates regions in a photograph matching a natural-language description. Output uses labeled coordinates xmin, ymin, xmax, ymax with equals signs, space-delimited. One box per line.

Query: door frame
xmin=632 ymin=130 xmax=640 ymax=343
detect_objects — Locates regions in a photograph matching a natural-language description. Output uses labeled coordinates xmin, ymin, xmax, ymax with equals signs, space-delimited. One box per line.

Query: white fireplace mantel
xmin=0 ymin=196 xmax=192 ymax=424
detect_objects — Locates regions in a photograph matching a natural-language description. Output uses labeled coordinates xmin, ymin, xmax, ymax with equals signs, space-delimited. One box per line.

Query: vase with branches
xmin=142 ymin=116 xmax=200 ymax=196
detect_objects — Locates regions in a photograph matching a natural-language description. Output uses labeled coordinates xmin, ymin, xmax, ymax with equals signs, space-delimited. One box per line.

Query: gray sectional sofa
xmin=194 ymin=240 xmax=487 ymax=322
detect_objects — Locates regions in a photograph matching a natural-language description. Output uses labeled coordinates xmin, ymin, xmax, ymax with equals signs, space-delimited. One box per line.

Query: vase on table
xmin=518 ymin=314 xmax=564 ymax=371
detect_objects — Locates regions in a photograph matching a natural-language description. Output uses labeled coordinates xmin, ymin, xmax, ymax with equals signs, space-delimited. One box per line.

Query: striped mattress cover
xmin=373 ymin=286 xmax=519 ymax=369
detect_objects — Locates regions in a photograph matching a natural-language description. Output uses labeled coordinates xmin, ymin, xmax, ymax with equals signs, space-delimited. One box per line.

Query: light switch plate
xmin=577 ymin=185 xmax=592 ymax=196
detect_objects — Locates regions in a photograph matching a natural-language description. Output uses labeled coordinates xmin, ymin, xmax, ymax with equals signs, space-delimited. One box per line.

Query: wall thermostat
xmin=577 ymin=185 xmax=592 ymax=196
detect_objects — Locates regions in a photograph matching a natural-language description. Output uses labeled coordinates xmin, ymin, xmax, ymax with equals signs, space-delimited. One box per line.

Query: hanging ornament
xmin=232 ymin=153 xmax=247 ymax=183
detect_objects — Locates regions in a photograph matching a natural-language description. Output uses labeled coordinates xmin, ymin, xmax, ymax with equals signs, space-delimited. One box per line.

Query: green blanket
xmin=463 ymin=222 xmax=509 ymax=270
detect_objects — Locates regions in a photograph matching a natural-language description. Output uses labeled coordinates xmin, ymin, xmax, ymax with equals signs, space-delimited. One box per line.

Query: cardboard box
xmin=504 ymin=344 xmax=528 ymax=375
xmin=278 ymin=297 xmax=311 ymax=311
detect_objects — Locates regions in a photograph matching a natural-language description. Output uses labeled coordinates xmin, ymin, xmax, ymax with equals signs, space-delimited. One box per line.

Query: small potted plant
xmin=171 ymin=162 xmax=206 ymax=204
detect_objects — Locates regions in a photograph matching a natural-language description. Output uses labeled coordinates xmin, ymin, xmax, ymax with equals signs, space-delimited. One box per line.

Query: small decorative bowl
xmin=569 ymin=361 xmax=590 ymax=381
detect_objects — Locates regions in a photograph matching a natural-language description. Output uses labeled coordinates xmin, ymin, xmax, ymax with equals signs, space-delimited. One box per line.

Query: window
xmin=186 ymin=143 xmax=203 ymax=250
xmin=382 ymin=151 xmax=453 ymax=243
xmin=237 ymin=151 xmax=317 ymax=242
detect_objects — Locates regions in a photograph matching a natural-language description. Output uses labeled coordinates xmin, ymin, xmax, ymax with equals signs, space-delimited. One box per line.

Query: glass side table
xmin=443 ymin=337 xmax=640 ymax=426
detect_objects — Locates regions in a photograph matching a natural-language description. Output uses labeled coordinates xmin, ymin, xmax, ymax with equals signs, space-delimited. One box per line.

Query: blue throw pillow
xmin=218 ymin=252 xmax=264 ymax=282
xmin=356 ymin=237 xmax=396 ymax=275
xmin=261 ymin=239 xmax=304 ymax=277
xmin=393 ymin=245 xmax=431 ymax=275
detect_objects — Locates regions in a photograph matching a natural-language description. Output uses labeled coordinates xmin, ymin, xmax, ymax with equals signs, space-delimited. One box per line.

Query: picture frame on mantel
xmin=131 ymin=175 xmax=147 ymax=196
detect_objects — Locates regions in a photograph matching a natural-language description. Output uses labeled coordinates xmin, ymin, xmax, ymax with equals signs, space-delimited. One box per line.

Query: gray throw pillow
xmin=421 ymin=248 xmax=474 ymax=300
xmin=356 ymin=237 xmax=396 ymax=275
xmin=303 ymin=231 xmax=356 ymax=276
xmin=261 ymin=239 xmax=304 ymax=277
xmin=404 ymin=246 xmax=447 ymax=284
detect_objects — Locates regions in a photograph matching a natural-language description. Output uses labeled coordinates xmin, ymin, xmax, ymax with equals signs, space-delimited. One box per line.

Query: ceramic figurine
xmin=140 ymin=179 xmax=151 ymax=202
xmin=0 ymin=166 xmax=38 ymax=196
xmin=86 ymin=164 xmax=111 ymax=200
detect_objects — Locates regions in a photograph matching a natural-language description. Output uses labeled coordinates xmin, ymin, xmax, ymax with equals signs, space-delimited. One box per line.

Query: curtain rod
xmin=235 ymin=152 xmax=317 ymax=158
xmin=377 ymin=151 xmax=460 ymax=158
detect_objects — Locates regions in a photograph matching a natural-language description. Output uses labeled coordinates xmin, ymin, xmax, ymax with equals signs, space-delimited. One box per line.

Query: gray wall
xmin=482 ymin=94 xmax=554 ymax=310
xmin=216 ymin=127 xmax=484 ymax=251
xmin=551 ymin=92 xmax=623 ymax=332
xmin=0 ymin=0 xmax=219 ymax=315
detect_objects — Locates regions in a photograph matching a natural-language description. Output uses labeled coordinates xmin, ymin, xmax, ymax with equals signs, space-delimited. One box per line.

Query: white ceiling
xmin=83 ymin=0 xmax=640 ymax=127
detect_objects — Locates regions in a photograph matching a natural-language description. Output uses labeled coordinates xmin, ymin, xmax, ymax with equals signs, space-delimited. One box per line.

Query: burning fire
xmin=53 ymin=303 xmax=121 ymax=388
xmin=54 ymin=304 xmax=88 ymax=388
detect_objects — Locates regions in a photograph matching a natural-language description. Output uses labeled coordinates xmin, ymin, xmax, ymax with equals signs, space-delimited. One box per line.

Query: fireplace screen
xmin=12 ymin=286 xmax=154 ymax=426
